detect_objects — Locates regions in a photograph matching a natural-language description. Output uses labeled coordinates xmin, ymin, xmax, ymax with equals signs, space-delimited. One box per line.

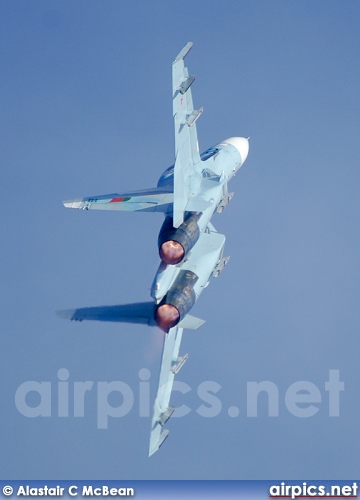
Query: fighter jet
xmin=60 ymin=42 xmax=249 ymax=456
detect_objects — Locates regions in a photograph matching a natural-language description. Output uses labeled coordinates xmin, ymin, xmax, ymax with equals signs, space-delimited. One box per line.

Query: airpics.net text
xmin=14 ymin=369 xmax=344 ymax=429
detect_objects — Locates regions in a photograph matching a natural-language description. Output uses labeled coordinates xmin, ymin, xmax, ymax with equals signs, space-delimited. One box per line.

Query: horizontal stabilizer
xmin=63 ymin=188 xmax=173 ymax=213
xmin=57 ymin=302 xmax=155 ymax=325
xmin=178 ymin=314 xmax=205 ymax=330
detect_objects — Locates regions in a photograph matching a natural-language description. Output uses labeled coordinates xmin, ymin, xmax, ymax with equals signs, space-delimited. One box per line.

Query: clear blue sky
xmin=1 ymin=0 xmax=360 ymax=479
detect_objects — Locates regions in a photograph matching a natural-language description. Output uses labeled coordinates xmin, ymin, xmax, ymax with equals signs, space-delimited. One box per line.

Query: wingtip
xmin=56 ymin=309 xmax=76 ymax=320
xmin=62 ymin=200 xmax=85 ymax=209
xmin=148 ymin=429 xmax=170 ymax=457
xmin=173 ymin=42 xmax=193 ymax=63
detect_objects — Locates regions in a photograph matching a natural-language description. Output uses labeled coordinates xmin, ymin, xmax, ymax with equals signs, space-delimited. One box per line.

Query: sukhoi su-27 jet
xmin=60 ymin=42 xmax=249 ymax=456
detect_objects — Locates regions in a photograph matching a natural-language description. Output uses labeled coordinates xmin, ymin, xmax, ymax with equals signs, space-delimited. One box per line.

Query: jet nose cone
xmin=223 ymin=137 xmax=249 ymax=164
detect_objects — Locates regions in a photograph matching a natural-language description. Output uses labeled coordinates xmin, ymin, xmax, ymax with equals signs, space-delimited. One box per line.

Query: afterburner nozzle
xmin=155 ymin=303 xmax=180 ymax=331
xmin=159 ymin=240 xmax=185 ymax=265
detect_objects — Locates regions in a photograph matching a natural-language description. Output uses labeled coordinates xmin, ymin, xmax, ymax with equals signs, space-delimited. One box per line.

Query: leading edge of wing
xmin=63 ymin=187 xmax=173 ymax=213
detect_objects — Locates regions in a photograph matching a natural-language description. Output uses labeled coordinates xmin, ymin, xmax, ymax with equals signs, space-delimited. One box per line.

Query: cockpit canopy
xmin=157 ymin=165 xmax=174 ymax=188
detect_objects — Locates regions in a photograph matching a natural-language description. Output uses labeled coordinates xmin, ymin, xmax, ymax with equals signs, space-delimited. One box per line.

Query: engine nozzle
xmin=159 ymin=240 xmax=185 ymax=265
xmin=158 ymin=213 xmax=201 ymax=265
xmin=154 ymin=269 xmax=198 ymax=332
xmin=154 ymin=303 xmax=180 ymax=331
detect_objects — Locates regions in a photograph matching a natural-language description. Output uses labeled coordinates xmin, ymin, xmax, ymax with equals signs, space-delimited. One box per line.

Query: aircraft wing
xmin=63 ymin=188 xmax=173 ymax=213
xmin=172 ymin=42 xmax=203 ymax=228
xmin=149 ymin=325 xmax=186 ymax=456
